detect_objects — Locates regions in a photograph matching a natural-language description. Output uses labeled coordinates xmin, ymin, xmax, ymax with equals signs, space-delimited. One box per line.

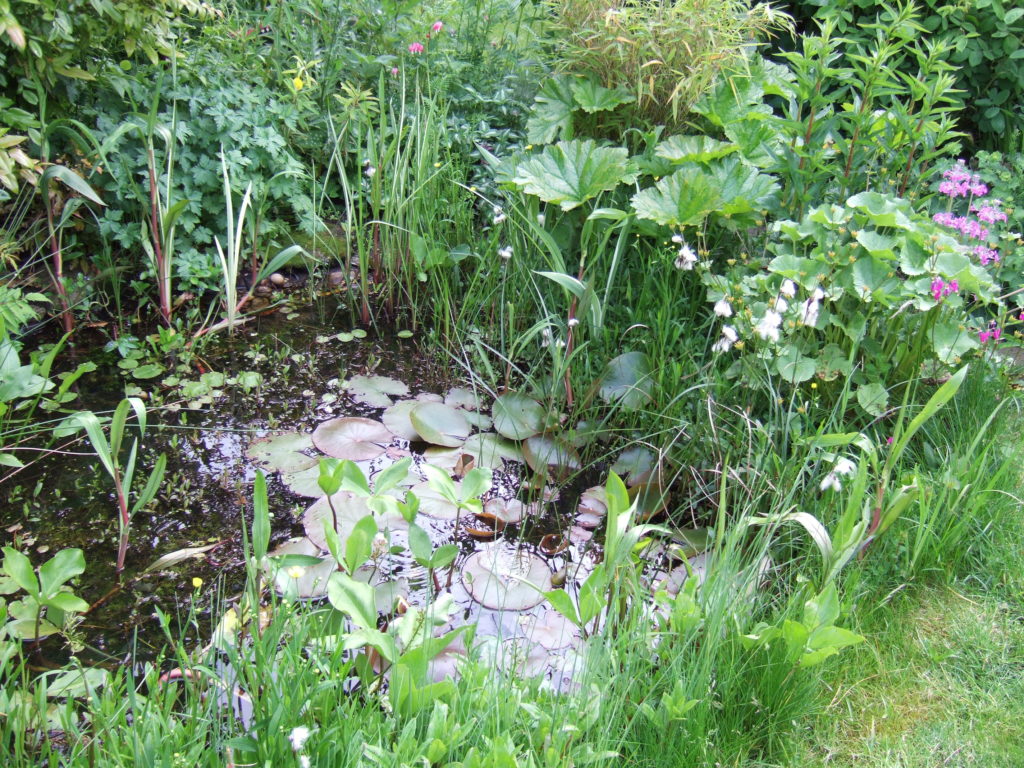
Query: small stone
xmin=269 ymin=272 xmax=286 ymax=287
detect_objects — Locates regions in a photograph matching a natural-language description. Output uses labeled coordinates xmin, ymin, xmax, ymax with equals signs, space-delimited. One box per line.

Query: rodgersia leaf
xmin=512 ymin=140 xmax=638 ymax=211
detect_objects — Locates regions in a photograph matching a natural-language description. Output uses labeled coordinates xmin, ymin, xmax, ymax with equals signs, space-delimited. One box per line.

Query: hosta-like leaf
xmin=512 ymin=140 xmax=638 ymax=211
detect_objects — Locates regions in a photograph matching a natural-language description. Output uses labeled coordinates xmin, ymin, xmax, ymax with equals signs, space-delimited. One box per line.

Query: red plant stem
xmin=45 ymin=198 xmax=74 ymax=336
xmin=147 ymin=149 xmax=172 ymax=327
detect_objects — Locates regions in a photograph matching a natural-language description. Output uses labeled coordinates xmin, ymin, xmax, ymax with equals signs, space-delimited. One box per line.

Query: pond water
xmin=0 ymin=300 xmax=632 ymax=678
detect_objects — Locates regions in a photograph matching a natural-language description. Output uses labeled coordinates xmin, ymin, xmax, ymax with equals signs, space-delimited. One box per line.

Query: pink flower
xmin=408 ymin=42 xmax=424 ymax=54
xmin=390 ymin=67 xmax=399 ymax=76
xmin=432 ymin=21 xmax=443 ymax=33
xmin=980 ymin=326 xmax=1002 ymax=344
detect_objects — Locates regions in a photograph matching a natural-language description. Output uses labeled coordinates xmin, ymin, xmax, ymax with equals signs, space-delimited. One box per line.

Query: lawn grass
xmin=803 ymin=510 xmax=1024 ymax=766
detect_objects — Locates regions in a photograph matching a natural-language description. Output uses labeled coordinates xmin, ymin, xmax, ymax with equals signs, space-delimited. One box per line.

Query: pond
xmin=2 ymin=298 xmax=690 ymax=683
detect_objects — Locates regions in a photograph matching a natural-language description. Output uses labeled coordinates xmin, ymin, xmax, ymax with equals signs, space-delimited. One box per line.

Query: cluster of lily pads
xmin=241 ymin=365 xmax=708 ymax=685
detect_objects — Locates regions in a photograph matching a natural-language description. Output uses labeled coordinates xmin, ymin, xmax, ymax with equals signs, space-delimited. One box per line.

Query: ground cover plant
xmin=1 ymin=0 xmax=1023 ymax=765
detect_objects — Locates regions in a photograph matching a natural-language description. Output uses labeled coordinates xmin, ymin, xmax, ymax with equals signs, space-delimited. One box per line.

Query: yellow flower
xmin=287 ymin=566 xmax=306 ymax=579
xmin=433 ymin=161 xmax=441 ymax=168
xmin=293 ymin=76 xmax=304 ymax=91
xmin=192 ymin=577 xmax=203 ymax=590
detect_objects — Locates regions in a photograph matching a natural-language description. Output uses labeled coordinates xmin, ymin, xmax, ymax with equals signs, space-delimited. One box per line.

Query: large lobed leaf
xmin=512 ymin=140 xmax=638 ymax=211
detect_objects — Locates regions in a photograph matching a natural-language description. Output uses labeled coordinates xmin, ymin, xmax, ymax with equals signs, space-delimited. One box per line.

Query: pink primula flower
xmin=408 ymin=42 xmax=424 ymax=53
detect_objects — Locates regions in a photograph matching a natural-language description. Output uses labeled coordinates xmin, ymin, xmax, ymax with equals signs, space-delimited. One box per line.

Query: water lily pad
xmin=610 ymin=446 xmax=655 ymax=483
xmin=463 ymin=411 xmax=493 ymax=431
xmin=302 ymin=492 xmax=405 ymax=550
xmin=462 ymin=546 xmax=552 ymax=611
xmin=410 ymin=402 xmax=470 ymax=447
xmin=313 ymin=417 xmax=394 ymax=461
xmin=522 ymin=436 xmax=581 ymax=477
xmin=343 ymin=375 xmax=410 ymax=408
xmin=598 ymin=351 xmax=653 ymax=410
xmin=266 ymin=538 xmax=336 ymax=599
xmin=410 ymin=480 xmax=464 ymax=520
xmin=245 ymin=432 xmax=317 ymax=473
xmin=461 ymin=433 xmax=523 ymax=469
xmin=422 ymin=446 xmax=465 ymax=472
xmin=481 ymin=498 xmax=530 ymax=525
xmin=415 ymin=392 xmax=444 ymax=403
xmin=519 ymin=608 xmax=580 ymax=650
xmin=492 ymin=392 xmax=545 ymax=440
xmin=444 ymin=387 xmax=482 ymax=411
xmin=575 ymin=485 xmax=607 ymax=528
xmin=381 ymin=400 xmax=421 ymax=441
xmin=657 ymin=553 xmax=708 ymax=595
xmin=280 ymin=465 xmax=326 ymax=498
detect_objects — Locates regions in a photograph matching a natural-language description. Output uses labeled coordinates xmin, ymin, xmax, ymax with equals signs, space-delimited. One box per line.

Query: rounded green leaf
xmin=245 ymin=432 xmax=317 ymax=473
xmin=492 ymin=393 xmax=545 ymax=440
xmin=410 ymin=402 xmax=470 ymax=447
xmin=313 ymin=418 xmax=394 ymax=461
xmin=462 ymin=546 xmax=551 ymax=611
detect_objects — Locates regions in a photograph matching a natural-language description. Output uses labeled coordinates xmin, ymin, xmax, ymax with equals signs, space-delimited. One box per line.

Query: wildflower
xmin=364 ymin=164 xmax=376 ymax=178
xmin=536 ymin=213 xmax=545 ymax=226
xmin=673 ymin=236 xmax=697 ymax=270
xmin=390 ymin=67 xmax=399 ymax=76
xmin=292 ymin=76 xmax=304 ymax=91
xmin=833 ymin=457 xmax=856 ymax=476
xmin=498 ymin=245 xmax=512 ymax=261
xmin=289 ymin=726 xmax=311 ymax=752
xmin=754 ymin=309 xmax=782 ymax=342
xmin=408 ymin=42 xmax=424 ymax=54
xmin=711 ymin=325 xmax=738 ymax=352
xmin=772 ymin=297 xmax=788 ymax=313
xmin=800 ymin=287 xmax=824 ymax=326
xmin=819 ymin=472 xmax=842 ymax=492
xmin=780 ymin=279 xmax=797 ymax=298
xmin=980 ymin=324 xmax=1002 ymax=344
xmin=300 ymin=757 xmax=311 ymax=768
xmin=287 ymin=566 xmax=306 ymax=579
xmin=431 ymin=21 xmax=444 ymax=33
xmin=192 ymin=577 xmax=203 ymax=590
xmin=974 ymin=245 xmax=999 ymax=265
xmin=713 ymin=298 xmax=732 ymax=318
xmin=492 ymin=206 xmax=506 ymax=225
xmin=568 ymin=317 xmax=580 ymax=328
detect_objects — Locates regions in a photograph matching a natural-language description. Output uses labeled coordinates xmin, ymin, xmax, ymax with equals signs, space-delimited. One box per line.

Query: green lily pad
xmin=409 ymin=480 xmax=469 ymax=520
xmin=462 ymin=546 xmax=552 ymax=611
xmin=245 ymin=432 xmax=317 ymax=473
xmin=422 ymin=446 xmax=465 ymax=471
xmin=598 ymin=352 xmax=653 ymax=411
xmin=492 ymin=392 xmax=546 ymax=440
xmin=444 ymin=387 xmax=482 ymax=411
xmin=522 ymin=436 xmax=581 ymax=478
xmin=463 ymin=411 xmax=493 ymax=431
xmin=410 ymin=402 xmax=471 ymax=447
xmin=132 ymin=362 xmax=165 ymax=380
xmin=302 ymin=492 xmax=405 ymax=550
xmin=461 ymin=433 xmax=523 ymax=469
xmin=343 ymin=375 xmax=410 ymax=408
xmin=382 ymin=400 xmax=421 ymax=441
xmin=313 ymin=417 xmax=394 ymax=461
xmin=610 ymin=447 xmax=655 ymax=483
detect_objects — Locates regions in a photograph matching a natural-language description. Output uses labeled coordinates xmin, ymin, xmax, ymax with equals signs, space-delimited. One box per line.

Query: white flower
xmin=671 ymin=233 xmax=684 ymax=244
xmin=498 ymin=245 xmax=513 ymax=261
xmin=537 ymin=213 xmax=546 ymax=227
xmin=713 ymin=298 xmax=733 ymax=317
xmin=492 ymin=206 xmax=506 ymax=225
xmin=780 ymin=279 xmax=797 ymax=298
xmin=675 ymin=242 xmax=697 ymax=271
xmin=819 ymin=472 xmax=842 ymax=492
xmin=289 ymin=726 xmax=311 ymax=752
xmin=773 ymin=297 xmax=789 ymax=313
xmin=364 ymin=165 xmax=377 ymax=178
xmin=800 ymin=292 xmax=822 ymax=326
xmin=568 ymin=317 xmax=580 ymax=328
xmin=300 ymin=756 xmax=311 ymax=768
xmin=833 ymin=457 xmax=856 ymax=476
xmin=711 ymin=325 xmax=738 ymax=352
xmin=754 ymin=309 xmax=782 ymax=342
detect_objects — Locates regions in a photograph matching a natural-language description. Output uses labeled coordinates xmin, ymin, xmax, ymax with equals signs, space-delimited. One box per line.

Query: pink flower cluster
xmin=971 ymin=201 xmax=1008 ymax=224
xmin=932 ymin=211 xmax=989 ymax=241
xmin=974 ymin=245 xmax=999 ymax=265
xmin=980 ymin=325 xmax=1002 ymax=344
xmin=408 ymin=22 xmax=443 ymax=53
xmin=938 ymin=161 xmax=989 ymax=198
xmin=930 ymin=277 xmax=958 ymax=301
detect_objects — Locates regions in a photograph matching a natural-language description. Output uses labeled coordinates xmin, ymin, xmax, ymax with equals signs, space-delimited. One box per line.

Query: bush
xmin=785 ymin=0 xmax=1024 ymax=149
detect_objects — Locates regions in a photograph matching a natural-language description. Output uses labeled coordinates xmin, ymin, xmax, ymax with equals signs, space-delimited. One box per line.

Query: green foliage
xmin=543 ymin=0 xmax=790 ymax=128
xmin=789 ymin=0 xmax=1024 ymax=148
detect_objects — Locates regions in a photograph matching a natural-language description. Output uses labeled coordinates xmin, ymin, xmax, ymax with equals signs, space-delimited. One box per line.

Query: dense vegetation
xmin=1 ymin=0 xmax=1022 ymax=765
